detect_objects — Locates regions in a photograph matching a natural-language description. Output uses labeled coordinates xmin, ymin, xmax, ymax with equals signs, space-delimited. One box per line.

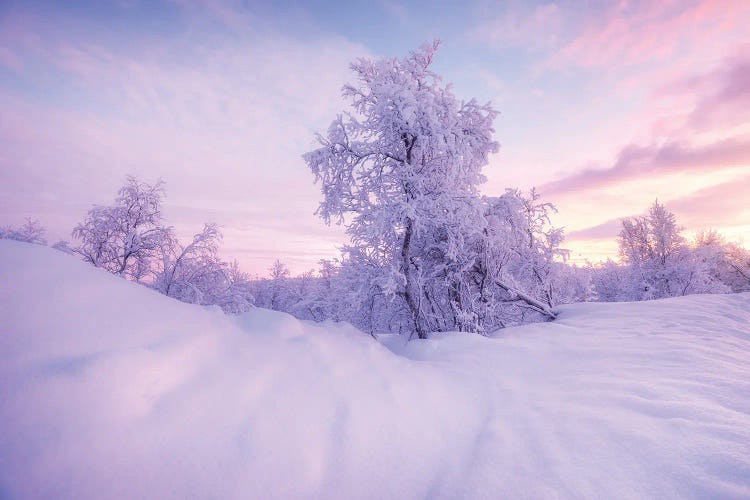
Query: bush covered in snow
xmin=0 ymin=218 xmax=47 ymax=245
xmin=591 ymin=200 xmax=747 ymax=301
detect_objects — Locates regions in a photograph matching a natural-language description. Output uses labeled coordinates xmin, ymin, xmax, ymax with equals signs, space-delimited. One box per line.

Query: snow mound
xmin=1 ymin=240 xmax=749 ymax=499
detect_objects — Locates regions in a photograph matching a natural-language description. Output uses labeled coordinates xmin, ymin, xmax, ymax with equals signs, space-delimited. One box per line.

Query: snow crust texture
xmin=1 ymin=240 xmax=749 ymax=499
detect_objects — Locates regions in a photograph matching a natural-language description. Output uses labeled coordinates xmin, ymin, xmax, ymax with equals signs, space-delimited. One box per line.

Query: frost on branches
xmin=70 ymin=177 xmax=253 ymax=313
xmin=305 ymin=42 xmax=567 ymax=337
xmin=0 ymin=218 xmax=47 ymax=245
xmin=72 ymin=177 xmax=171 ymax=281
xmin=153 ymin=223 xmax=252 ymax=314
xmin=592 ymin=200 xmax=732 ymax=301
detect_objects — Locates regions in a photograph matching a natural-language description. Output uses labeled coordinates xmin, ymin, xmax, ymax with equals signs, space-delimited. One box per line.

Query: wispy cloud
xmin=668 ymin=174 xmax=750 ymax=228
xmin=565 ymin=172 xmax=750 ymax=247
xmin=474 ymin=0 xmax=750 ymax=71
xmin=540 ymin=136 xmax=750 ymax=196
xmin=566 ymin=219 xmax=623 ymax=241
xmin=0 ymin=2 xmax=369 ymax=273
xmin=471 ymin=2 xmax=563 ymax=52
xmin=532 ymin=31 xmax=750 ymax=251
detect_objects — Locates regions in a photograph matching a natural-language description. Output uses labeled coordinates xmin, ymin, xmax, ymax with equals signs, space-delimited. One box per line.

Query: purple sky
xmin=1 ymin=0 xmax=749 ymax=274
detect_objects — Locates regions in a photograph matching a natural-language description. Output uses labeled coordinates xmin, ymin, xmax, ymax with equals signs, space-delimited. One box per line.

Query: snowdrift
xmin=1 ymin=240 xmax=749 ymax=499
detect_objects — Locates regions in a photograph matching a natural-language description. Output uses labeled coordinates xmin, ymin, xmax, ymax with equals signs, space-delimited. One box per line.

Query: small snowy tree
xmin=693 ymin=230 xmax=750 ymax=293
xmin=468 ymin=189 xmax=565 ymax=329
xmin=218 ymin=260 xmax=255 ymax=314
xmin=591 ymin=260 xmax=633 ymax=302
xmin=266 ymin=259 xmax=291 ymax=311
xmin=154 ymin=223 xmax=222 ymax=299
xmin=153 ymin=224 xmax=254 ymax=313
xmin=307 ymin=259 xmax=345 ymax=322
xmin=72 ymin=177 xmax=171 ymax=281
xmin=725 ymin=244 xmax=750 ymax=291
xmin=724 ymin=244 xmax=750 ymax=291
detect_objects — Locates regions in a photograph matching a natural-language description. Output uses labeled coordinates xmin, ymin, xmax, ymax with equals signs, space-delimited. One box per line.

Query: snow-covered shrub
xmin=0 ymin=218 xmax=47 ymax=245
xmin=52 ymin=240 xmax=75 ymax=254
xmin=153 ymin=224 xmax=253 ymax=314
xmin=595 ymin=201 xmax=731 ymax=301
xmin=72 ymin=177 xmax=171 ymax=281
xmin=693 ymin=230 xmax=750 ymax=293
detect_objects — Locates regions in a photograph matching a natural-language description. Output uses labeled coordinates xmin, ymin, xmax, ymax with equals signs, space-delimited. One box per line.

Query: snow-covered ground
xmin=1 ymin=240 xmax=749 ymax=499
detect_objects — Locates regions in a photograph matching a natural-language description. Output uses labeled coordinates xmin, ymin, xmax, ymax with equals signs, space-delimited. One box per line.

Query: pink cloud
xmin=539 ymin=136 xmax=750 ymax=196
xmin=566 ymin=219 xmax=623 ymax=241
xmin=564 ymin=172 xmax=750 ymax=249
xmin=687 ymin=47 xmax=750 ymax=131
xmin=559 ymin=0 xmax=749 ymax=69
xmin=538 ymin=38 xmax=750 ymax=200
xmin=475 ymin=0 xmax=750 ymax=71
xmin=667 ymin=174 xmax=750 ymax=228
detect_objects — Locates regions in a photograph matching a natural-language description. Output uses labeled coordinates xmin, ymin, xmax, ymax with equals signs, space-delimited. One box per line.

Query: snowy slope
xmin=1 ymin=240 xmax=749 ymax=499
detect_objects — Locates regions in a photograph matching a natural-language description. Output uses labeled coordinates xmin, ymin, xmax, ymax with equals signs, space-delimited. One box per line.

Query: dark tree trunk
xmin=401 ymin=217 xmax=426 ymax=339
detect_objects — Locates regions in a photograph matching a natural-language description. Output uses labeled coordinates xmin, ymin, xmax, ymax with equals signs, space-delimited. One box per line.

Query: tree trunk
xmin=400 ymin=134 xmax=427 ymax=339
xmin=402 ymin=217 xmax=426 ymax=339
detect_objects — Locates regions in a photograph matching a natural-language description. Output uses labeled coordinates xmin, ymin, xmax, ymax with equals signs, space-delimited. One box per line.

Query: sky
xmin=1 ymin=0 xmax=749 ymax=275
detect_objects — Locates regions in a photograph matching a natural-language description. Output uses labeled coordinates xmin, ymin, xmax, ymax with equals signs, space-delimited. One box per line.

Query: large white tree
xmin=304 ymin=42 xmax=499 ymax=338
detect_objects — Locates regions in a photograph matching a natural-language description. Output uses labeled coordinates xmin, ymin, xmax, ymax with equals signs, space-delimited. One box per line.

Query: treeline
xmin=1 ymin=175 xmax=587 ymax=334
xmin=2 ymin=182 xmax=749 ymax=336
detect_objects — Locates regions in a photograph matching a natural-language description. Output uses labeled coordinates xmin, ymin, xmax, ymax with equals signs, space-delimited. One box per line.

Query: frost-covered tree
xmin=305 ymin=260 xmax=347 ymax=322
xmin=611 ymin=201 xmax=728 ymax=300
xmin=154 ymin=223 xmax=222 ymax=300
xmin=72 ymin=177 xmax=171 ymax=281
xmin=218 ymin=260 xmax=255 ymax=314
xmin=474 ymin=190 xmax=566 ymax=322
xmin=618 ymin=200 xmax=684 ymax=299
xmin=619 ymin=201 xmax=683 ymax=269
xmin=269 ymin=259 xmax=290 ymax=281
xmin=152 ymin=224 xmax=253 ymax=313
xmin=553 ymin=263 xmax=593 ymax=304
xmin=304 ymin=42 xmax=499 ymax=338
xmin=724 ymin=244 xmax=750 ymax=292
xmin=265 ymin=259 xmax=291 ymax=311
xmin=591 ymin=260 xmax=635 ymax=302
xmin=251 ymin=260 xmax=337 ymax=316
xmin=693 ymin=230 xmax=750 ymax=293
xmin=0 ymin=218 xmax=47 ymax=245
